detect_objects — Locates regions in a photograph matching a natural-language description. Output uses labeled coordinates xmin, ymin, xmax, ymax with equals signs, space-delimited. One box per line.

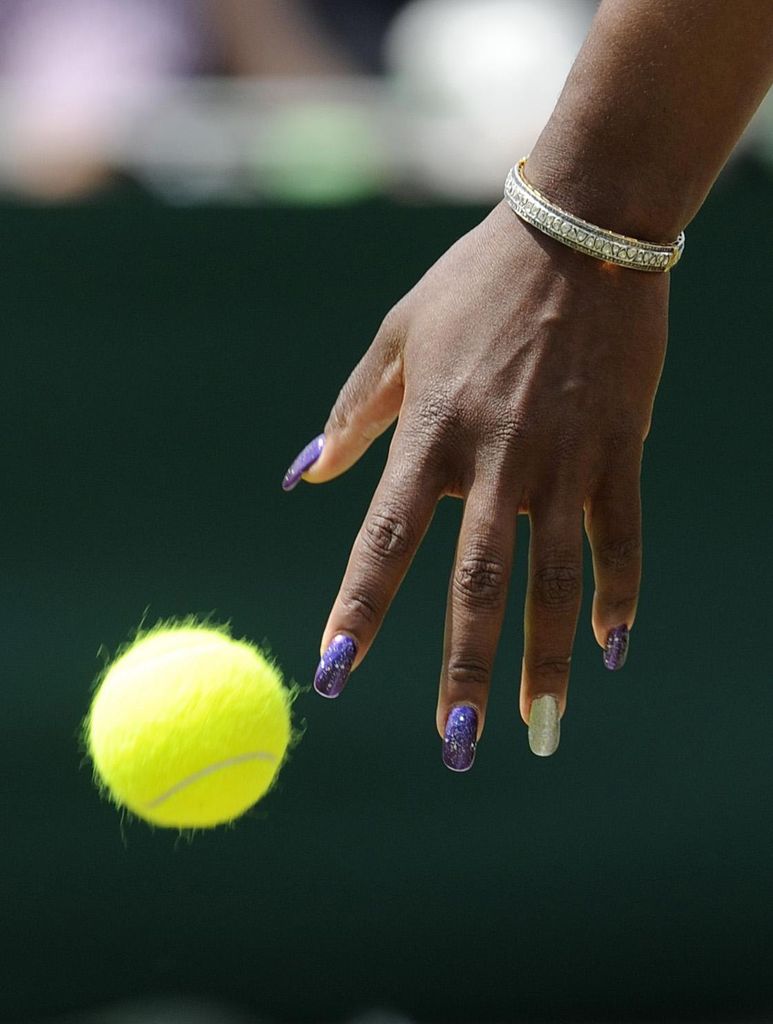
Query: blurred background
xmin=1 ymin=1 xmax=771 ymax=1023
xmin=0 ymin=0 xmax=769 ymax=204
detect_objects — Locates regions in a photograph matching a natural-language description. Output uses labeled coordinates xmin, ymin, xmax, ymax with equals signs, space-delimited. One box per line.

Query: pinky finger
xmin=585 ymin=452 xmax=643 ymax=671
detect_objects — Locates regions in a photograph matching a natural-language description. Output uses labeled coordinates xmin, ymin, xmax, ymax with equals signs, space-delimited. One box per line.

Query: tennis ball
xmin=85 ymin=622 xmax=293 ymax=829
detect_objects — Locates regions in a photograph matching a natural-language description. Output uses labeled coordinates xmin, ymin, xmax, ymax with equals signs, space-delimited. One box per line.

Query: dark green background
xmin=2 ymin=158 xmax=772 ymax=1023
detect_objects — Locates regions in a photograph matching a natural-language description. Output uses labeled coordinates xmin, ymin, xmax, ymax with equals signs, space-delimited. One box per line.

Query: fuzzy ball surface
xmin=86 ymin=624 xmax=292 ymax=828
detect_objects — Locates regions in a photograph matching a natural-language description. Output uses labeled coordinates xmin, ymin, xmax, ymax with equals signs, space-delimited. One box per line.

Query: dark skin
xmin=299 ymin=0 xmax=773 ymax=752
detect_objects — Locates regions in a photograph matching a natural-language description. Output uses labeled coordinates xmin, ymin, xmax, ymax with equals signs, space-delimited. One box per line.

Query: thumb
xmin=283 ymin=312 xmax=404 ymax=490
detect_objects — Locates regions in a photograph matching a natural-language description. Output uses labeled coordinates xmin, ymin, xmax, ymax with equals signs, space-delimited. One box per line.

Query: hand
xmin=282 ymin=201 xmax=669 ymax=765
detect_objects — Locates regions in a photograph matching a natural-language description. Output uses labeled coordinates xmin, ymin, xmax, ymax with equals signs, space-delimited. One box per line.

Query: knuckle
xmin=532 ymin=562 xmax=582 ymax=610
xmin=340 ymin=587 xmax=381 ymax=627
xmin=453 ymin=552 xmax=508 ymax=610
xmin=362 ymin=505 xmax=414 ymax=559
xmin=414 ymin=391 xmax=459 ymax=442
xmin=399 ymin=394 xmax=460 ymax=481
xmin=596 ymin=536 xmax=642 ymax=574
xmin=553 ymin=424 xmax=584 ymax=463
xmin=487 ymin=411 xmax=528 ymax=452
xmin=446 ymin=656 xmax=491 ymax=690
xmin=529 ymin=655 xmax=572 ymax=680
xmin=598 ymin=592 xmax=639 ymax=614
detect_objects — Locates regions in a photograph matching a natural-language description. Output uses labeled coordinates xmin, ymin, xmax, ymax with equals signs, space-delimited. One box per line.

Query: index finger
xmin=314 ymin=434 xmax=443 ymax=697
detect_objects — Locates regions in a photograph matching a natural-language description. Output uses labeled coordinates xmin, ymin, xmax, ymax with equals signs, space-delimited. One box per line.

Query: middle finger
xmin=438 ymin=474 xmax=517 ymax=770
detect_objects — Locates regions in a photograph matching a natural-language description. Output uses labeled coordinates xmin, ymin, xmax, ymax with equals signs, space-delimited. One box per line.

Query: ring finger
xmin=520 ymin=493 xmax=585 ymax=757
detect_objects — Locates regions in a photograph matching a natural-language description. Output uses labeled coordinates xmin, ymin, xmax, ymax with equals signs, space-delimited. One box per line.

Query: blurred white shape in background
xmin=384 ymin=0 xmax=594 ymax=198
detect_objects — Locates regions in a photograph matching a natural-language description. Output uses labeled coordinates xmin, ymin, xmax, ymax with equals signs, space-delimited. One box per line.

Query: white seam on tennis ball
xmin=114 ymin=641 xmax=252 ymax=678
xmin=144 ymin=750 xmax=278 ymax=809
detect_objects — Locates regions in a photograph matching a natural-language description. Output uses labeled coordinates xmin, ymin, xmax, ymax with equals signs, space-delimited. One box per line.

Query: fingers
xmin=282 ymin=311 xmax=404 ymax=491
xmin=520 ymin=496 xmax=585 ymax=756
xmin=585 ymin=449 xmax=643 ymax=671
xmin=314 ymin=431 xmax=442 ymax=697
xmin=437 ymin=478 xmax=517 ymax=771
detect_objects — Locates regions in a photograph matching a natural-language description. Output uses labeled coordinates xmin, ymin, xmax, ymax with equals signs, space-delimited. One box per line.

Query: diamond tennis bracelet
xmin=504 ymin=157 xmax=684 ymax=272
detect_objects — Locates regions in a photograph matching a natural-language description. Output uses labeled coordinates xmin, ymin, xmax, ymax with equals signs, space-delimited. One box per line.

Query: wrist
xmin=526 ymin=125 xmax=689 ymax=244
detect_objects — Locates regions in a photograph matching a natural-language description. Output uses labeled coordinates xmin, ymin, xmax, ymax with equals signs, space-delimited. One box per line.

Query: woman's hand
xmin=282 ymin=201 xmax=669 ymax=765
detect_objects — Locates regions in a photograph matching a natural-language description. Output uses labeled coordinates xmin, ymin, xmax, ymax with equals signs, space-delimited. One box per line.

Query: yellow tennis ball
xmin=85 ymin=623 xmax=292 ymax=828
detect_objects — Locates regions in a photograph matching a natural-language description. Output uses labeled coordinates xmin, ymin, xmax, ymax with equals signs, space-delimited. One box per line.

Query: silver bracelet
xmin=504 ymin=157 xmax=685 ymax=272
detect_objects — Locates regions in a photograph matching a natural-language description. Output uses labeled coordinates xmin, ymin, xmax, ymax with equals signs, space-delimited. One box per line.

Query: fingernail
xmin=603 ymin=624 xmax=630 ymax=671
xmin=442 ymin=705 xmax=478 ymax=772
xmin=529 ymin=695 xmax=560 ymax=757
xmin=282 ymin=434 xmax=325 ymax=492
xmin=314 ymin=634 xmax=357 ymax=698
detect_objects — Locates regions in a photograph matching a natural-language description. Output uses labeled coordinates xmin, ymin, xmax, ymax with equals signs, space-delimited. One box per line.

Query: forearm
xmin=526 ymin=0 xmax=773 ymax=241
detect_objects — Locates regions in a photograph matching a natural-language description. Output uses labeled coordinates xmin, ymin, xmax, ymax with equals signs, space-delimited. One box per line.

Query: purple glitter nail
xmin=314 ymin=634 xmax=357 ymax=698
xmin=282 ymin=434 xmax=325 ymax=492
xmin=603 ymin=625 xmax=630 ymax=670
xmin=442 ymin=705 xmax=478 ymax=772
